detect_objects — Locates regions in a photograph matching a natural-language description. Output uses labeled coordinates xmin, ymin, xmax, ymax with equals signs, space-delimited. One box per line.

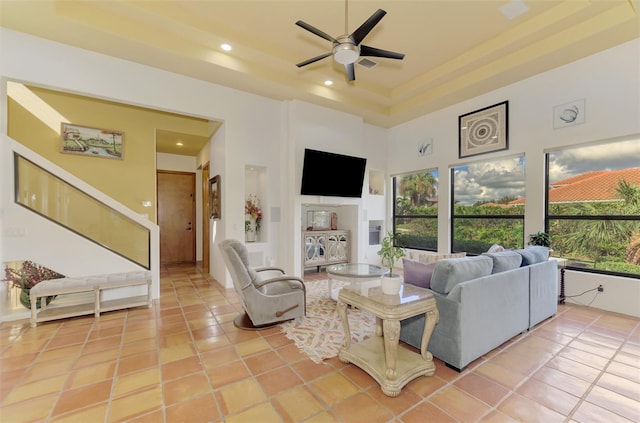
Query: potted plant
xmin=2 ymin=260 xmax=64 ymax=309
xmin=377 ymin=232 xmax=406 ymax=294
xmin=528 ymin=231 xmax=550 ymax=247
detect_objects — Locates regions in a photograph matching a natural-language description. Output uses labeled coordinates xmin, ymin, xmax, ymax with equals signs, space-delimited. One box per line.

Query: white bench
xmin=29 ymin=270 xmax=152 ymax=327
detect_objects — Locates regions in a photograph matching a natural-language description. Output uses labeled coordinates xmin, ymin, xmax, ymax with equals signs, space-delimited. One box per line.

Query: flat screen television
xmin=300 ymin=148 xmax=367 ymax=198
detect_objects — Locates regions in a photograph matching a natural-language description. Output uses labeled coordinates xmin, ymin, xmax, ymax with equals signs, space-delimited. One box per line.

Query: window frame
xmin=391 ymin=170 xmax=439 ymax=251
xmin=544 ymin=152 xmax=640 ymax=279
xmin=449 ymin=157 xmax=526 ymax=254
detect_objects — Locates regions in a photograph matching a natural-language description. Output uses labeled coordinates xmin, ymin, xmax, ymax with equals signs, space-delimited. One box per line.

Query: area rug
xmin=280 ymin=280 xmax=376 ymax=364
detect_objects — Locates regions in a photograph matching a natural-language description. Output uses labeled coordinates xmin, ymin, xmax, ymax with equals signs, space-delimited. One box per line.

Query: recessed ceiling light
xmin=221 ymin=43 xmax=232 ymax=51
xmin=324 ymin=80 xmax=333 ymax=86
xmin=176 ymin=142 xmax=183 ymax=146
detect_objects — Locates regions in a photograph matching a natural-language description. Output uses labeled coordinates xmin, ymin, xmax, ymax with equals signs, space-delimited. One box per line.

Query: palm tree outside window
xmin=392 ymin=169 xmax=439 ymax=250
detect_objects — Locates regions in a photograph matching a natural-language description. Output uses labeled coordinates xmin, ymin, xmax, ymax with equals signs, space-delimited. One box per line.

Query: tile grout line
xmin=186 ymin=272 xmax=228 ymax=421
xmin=102 ymin=307 xmax=130 ymax=423
xmin=563 ymin=315 xmax=640 ymax=422
xmin=45 ymin=317 xmax=96 ymax=422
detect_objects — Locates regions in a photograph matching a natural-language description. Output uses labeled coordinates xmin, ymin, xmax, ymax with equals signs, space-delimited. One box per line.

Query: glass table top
xmin=326 ymin=263 xmax=390 ymax=278
xmin=340 ymin=282 xmax=434 ymax=305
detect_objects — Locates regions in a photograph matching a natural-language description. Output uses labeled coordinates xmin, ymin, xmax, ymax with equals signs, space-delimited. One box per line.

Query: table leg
xmin=420 ymin=308 xmax=439 ymax=363
xmin=337 ymin=299 xmax=351 ymax=362
xmin=382 ymin=319 xmax=400 ymax=381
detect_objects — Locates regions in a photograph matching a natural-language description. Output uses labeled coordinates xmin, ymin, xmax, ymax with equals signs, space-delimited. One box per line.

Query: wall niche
xmin=245 ymin=165 xmax=267 ymax=243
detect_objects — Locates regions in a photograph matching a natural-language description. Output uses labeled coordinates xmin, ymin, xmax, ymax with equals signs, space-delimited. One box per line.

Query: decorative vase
xmin=19 ymin=288 xmax=55 ymax=309
xmin=381 ymin=275 xmax=402 ymax=295
xmin=245 ymin=216 xmax=257 ymax=242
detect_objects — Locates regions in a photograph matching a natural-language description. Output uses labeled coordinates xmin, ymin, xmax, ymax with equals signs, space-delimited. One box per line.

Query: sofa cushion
xmin=430 ymin=255 xmax=493 ymax=295
xmin=402 ymin=258 xmax=436 ymax=289
xmin=482 ymin=250 xmax=522 ymax=273
xmin=516 ymin=246 xmax=549 ymax=266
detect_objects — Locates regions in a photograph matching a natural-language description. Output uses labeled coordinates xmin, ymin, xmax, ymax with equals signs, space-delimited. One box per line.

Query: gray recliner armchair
xmin=219 ymin=239 xmax=306 ymax=329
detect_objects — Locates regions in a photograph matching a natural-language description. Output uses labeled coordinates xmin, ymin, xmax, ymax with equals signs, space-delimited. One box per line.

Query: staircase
xmin=1 ymin=136 xmax=160 ymax=322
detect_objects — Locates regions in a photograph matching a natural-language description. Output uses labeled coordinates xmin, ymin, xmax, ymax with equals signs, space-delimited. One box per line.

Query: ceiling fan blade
xmin=345 ymin=63 xmax=355 ymax=81
xmin=350 ymin=9 xmax=386 ymax=45
xmin=296 ymin=20 xmax=337 ymax=43
xmin=296 ymin=52 xmax=332 ymax=67
xmin=360 ymin=45 xmax=405 ymax=60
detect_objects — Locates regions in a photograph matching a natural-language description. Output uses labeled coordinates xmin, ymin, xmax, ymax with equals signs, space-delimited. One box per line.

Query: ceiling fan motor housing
xmin=333 ymin=36 xmax=360 ymax=64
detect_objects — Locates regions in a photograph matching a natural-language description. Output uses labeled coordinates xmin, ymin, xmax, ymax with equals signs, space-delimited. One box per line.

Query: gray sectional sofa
xmin=399 ymin=246 xmax=557 ymax=371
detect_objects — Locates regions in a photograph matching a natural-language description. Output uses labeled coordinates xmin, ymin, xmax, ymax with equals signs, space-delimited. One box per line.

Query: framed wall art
xmin=458 ymin=101 xmax=508 ymax=159
xmin=417 ymin=138 xmax=433 ymax=156
xmin=209 ymin=175 xmax=221 ymax=219
xmin=553 ymin=99 xmax=585 ymax=129
xmin=60 ymin=122 xmax=124 ymax=160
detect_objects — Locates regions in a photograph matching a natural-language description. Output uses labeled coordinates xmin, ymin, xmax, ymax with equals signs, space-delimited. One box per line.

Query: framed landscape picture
xmin=60 ymin=123 xmax=124 ymax=160
xmin=458 ymin=101 xmax=508 ymax=158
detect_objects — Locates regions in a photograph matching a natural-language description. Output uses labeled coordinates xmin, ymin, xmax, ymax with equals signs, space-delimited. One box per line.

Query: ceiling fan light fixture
xmin=296 ymin=7 xmax=403 ymax=80
xmin=333 ymin=42 xmax=359 ymax=65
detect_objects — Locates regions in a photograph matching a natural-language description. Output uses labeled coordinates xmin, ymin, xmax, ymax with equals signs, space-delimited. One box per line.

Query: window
xmin=392 ymin=169 xmax=438 ymax=250
xmin=546 ymin=138 xmax=640 ymax=278
xmin=451 ymin=156 xmax=525 ymax=254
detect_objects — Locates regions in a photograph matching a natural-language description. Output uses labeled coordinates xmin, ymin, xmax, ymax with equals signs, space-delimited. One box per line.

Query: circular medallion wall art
xmin=458 ymin=101 xmax=508 ymax=158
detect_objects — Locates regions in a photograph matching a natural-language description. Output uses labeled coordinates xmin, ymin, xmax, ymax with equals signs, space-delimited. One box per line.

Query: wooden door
xmin=157 ymin=171 xmax=195 ymax=264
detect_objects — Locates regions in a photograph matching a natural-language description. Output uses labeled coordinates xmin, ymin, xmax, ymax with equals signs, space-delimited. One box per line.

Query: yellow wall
xmin=8 ymin=85 xmax=210 ymax=223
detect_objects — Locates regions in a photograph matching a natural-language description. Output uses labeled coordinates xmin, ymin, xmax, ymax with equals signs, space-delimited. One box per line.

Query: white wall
xmin=563 ymin=270 xmax=640 ymax=318
xmin=289 ymin=100 xmax=388 ymax=274
xmin=387 ymin=38 xmax=640 ymax=317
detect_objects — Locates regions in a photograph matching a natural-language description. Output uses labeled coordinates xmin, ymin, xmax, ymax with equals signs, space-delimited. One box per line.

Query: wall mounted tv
xmin=300 ymin=148 xmax=367 ymax=198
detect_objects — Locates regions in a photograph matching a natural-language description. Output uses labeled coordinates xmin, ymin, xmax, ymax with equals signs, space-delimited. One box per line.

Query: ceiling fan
xmin=295 ymin=1 xmax=405 ymax=81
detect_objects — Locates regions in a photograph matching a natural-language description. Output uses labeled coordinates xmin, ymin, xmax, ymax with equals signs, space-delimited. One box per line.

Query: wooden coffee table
xmin=337 ymin=284 xmax=439 ymax=397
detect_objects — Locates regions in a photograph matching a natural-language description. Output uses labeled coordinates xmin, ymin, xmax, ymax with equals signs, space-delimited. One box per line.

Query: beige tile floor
xmin=1 ymin=263 xmax=639 ymax=422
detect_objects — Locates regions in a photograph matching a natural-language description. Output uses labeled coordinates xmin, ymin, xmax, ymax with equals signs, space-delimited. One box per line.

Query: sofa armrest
xmin=528 ymin=260 xmax=558 ymax=328
xmin=455 ymin=268 xmax=529 ymax=364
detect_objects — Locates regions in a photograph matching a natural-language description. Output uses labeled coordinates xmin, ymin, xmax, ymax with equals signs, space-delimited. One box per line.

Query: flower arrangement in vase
xmin=2 ymin=260 xmax=65 ymax=308
xmin=244 ymin=194 xmax=263 ymax=242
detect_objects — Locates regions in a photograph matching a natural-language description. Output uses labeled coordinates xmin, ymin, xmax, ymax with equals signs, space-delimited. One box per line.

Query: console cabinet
xmin=303 ymin=230 xmax=349 ymax=271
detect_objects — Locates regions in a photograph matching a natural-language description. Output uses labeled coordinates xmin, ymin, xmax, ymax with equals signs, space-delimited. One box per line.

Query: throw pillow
xmin=516 ymin=246 xmax=549 ymax=266
xmin=487 ymin=244 xmax=504 ymax=253
xmin=402 ymin=258 xmax=436 ymax=289
xmin=430 ymin=255 xmax=493 ymax=295
xmin=482 ymin=250 xmax=522 ymax=273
